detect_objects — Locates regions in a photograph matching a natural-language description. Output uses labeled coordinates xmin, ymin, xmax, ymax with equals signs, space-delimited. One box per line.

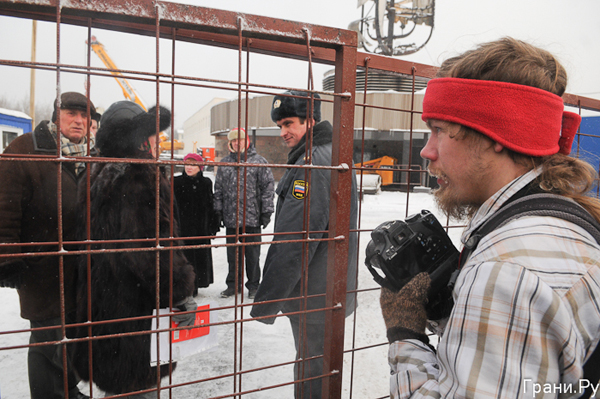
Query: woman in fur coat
xmin=174 ymin=153 xmax=220 ymax=294
xmin=72 ymin=101 xmax=196 ymax=397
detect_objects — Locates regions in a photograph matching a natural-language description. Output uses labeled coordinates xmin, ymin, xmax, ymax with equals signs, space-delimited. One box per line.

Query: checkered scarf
xmin=49 ymin=122 xmax=94 ymax=175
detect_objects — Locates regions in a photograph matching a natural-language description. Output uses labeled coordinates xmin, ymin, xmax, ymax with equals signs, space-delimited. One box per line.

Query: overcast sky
xmin=1 ymin=0 xmax=600 ymax=128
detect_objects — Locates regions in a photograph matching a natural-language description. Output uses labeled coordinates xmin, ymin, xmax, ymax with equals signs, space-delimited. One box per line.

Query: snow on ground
xmin=0 ymin=185 xmax=464 ymax=398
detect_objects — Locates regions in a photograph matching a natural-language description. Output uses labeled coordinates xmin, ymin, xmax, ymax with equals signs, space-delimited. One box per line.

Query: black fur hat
xmin=271 ymin=90 xmax=321 ymax=123
xmin=95 ymin=101 xmax=170 ymax=158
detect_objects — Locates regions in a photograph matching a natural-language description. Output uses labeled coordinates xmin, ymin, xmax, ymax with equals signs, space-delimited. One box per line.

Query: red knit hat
xmin=184 ymin=153 xmax=204 ymax=171
xmin=184 ymin=153 xmax=203 ymax=163
xmin=422 ymin=78 xmax=581 ymax=156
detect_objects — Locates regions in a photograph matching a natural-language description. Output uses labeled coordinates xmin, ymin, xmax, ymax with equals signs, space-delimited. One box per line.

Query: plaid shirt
xmin=388 ymin=169 xmax=600 ymax=398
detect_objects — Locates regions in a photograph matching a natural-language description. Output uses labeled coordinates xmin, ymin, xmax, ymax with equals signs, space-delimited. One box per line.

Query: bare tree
xmin=0 ymin=94 xmax=53 ymax=127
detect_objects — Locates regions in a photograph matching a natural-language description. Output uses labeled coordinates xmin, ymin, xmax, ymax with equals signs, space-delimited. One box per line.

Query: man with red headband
xmin=379 ymin=37 xmax=600 ymax=398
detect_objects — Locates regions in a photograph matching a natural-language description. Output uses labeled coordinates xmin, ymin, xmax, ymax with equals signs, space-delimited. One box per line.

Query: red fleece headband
xmin=422 ymin=78 xmax=581 ymax=156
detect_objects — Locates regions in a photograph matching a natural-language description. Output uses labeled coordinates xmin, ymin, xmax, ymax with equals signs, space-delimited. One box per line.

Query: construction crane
xmin=88 ymin=36 xmax=183 ymax=152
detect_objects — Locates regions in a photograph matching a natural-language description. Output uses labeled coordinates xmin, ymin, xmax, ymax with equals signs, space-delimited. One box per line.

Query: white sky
xmin=1 ymin=0 xmax=600 ymax=128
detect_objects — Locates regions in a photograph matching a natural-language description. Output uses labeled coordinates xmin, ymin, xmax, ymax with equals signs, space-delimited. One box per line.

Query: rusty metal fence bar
xmin=0 ymin=1 xmax=358 ymax=398
xmin=2 ymin=1 xmax=600 ymax=398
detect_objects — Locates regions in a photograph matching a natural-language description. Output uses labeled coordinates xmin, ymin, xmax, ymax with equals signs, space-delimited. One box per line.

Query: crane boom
xmin=88 ymin=36 xmax=147 ymax=111
xmin=88 ymin=36 xmax=184 ymax=152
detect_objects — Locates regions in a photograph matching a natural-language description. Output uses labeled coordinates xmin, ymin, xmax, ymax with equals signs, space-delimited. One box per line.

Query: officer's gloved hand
xmin=380 ymin=272 xmax=431 ymax=344
xmin=215 ymin=210 xmax=224 ymax=229
xmin=172 ymin=296 xmax=198 ymax=327
xmin=259 ymin=213 xmax=272 ymax=229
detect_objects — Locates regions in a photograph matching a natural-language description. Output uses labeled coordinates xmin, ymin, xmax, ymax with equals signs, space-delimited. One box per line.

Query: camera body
xmin=365 ymin=210 xmax=459 ymax=319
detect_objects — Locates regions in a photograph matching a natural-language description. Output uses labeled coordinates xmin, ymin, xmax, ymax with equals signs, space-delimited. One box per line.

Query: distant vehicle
xmin=355 ymin=155 xmax=427 ymax=193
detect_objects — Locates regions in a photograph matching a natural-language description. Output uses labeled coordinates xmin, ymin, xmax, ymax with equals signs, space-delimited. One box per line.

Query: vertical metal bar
xmin=52 ymin=3 xmax=71 ymax=398
xmin=405 ymin=66 xmax=417 ymax=217
xmin=153 ymin=6 xmax=162 ymax=396
xmin=167 ymin=27 xmax=178 ymax=399
xmin=235 ymin=17 xmax=245 ymax=398
xmin=30 ymin=20 xmax=36 ymax=127
xmin=84 ymin=18 xmax=95 ymax=397
xmin=322 ymin=42 xmax=357 ymax=399
xmin=348 ymin=55 xmax=371 ymax=399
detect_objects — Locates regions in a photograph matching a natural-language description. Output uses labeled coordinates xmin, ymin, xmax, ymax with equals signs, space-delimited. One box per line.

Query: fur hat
xmin=95 ymin=101 xmax=170 ymax=158
xmin=51 ymin=92 xmax=97 ymax=123
xmin=227 ymin=127 xmax=246 ymax=141
xmin=227 ymin=128 xmax=250 ymax=153
xmin=271 ymin=90 xmax=321 ymax=123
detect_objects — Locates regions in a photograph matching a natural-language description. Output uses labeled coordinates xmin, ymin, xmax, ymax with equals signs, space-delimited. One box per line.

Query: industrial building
xmin=184 ymin=71 xmax=433 ymax=189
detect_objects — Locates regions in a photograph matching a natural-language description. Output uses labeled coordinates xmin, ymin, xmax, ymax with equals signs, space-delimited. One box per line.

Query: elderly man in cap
xmin=251 ymin=91 xmax=358 ymax=399
xmin=0 ymin=91 xmax=96 ymax=398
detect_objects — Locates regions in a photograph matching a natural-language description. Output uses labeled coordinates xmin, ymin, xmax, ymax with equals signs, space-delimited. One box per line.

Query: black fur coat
xmin=72 ymin=158 xmax=195 ymax=394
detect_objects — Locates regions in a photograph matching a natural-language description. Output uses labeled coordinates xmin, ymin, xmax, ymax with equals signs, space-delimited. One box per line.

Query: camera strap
xmin=458 ymin=192 xmax=600 ymax=399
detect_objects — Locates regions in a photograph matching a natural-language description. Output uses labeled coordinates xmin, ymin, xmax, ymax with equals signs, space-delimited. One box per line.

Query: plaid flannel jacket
xmin=388 ymin=169 xmax=600 ymax=399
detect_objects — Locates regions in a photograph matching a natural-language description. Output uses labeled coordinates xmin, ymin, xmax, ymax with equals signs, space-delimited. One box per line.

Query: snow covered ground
xmin=0 ymin=182 xmax=464 ymax=398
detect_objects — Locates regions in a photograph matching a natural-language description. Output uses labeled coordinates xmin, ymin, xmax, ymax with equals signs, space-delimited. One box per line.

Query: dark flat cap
xmin=51 ymin=92 xmax=97 ymax=122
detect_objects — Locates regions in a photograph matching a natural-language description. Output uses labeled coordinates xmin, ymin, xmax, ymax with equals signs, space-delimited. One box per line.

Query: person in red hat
xmin=379 ymin=37 xmax=600 ymax=399
xmin=0 ymin=91 xmax=96 ymax=399
xmin=174 ymin=152 xmax=220 ymax=295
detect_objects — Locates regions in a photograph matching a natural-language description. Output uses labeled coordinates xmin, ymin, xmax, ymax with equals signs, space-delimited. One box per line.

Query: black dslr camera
xmin=365 ymin=210 xmax=459 ymax=320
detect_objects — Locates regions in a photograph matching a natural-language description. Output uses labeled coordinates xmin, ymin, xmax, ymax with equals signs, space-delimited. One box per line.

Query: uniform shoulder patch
xmin=292 ymin=180 xmax=307 ymax=199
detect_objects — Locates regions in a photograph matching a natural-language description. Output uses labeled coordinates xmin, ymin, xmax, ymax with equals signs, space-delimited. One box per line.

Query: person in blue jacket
xmin=250 ymin=91 xmax=358 ymax=399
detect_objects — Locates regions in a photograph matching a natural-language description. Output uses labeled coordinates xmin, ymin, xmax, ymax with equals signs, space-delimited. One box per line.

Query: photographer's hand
xmin=380 ymin=272 xmax=431 ymax=344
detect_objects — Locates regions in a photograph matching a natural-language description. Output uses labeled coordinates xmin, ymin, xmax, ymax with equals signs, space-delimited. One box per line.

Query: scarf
xmin=50 ymin=122 xmax=93 ymax=175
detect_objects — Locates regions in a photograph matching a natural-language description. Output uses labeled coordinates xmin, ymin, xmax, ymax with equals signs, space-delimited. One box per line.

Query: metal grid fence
xmin=1 ymin=1 xmax=600 ymax=398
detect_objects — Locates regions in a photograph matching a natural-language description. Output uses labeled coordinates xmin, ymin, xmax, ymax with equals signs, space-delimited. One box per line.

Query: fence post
xmin=322 ymin=41 xmax=357 ymax=398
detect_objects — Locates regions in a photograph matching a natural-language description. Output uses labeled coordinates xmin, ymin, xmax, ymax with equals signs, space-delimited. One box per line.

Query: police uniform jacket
xmin=251 ymin=120 xmax=358 ymax=324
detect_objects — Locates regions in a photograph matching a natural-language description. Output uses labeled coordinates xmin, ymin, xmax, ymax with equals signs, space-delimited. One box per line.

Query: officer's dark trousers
xmin=225 ymin=226 xmax=261 ymax=291
xmin=288 ymin=314 xmax=326 ymax=399
xmin=28 ymin=316 xmax=81 ymax=399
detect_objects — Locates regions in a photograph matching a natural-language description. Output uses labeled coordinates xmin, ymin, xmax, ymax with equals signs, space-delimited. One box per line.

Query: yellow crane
xmin=88 ymin=36 xmax=183 ymax=152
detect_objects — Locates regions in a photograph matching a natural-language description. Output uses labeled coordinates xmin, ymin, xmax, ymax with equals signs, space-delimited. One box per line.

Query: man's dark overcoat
xmin=0 ymin=121 xmax=80 ymax=321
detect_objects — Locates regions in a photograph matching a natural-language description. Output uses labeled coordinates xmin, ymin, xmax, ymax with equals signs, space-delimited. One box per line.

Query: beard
xmin=433 ymin=184 xmax=478 ymax=221
xmin=429 ymin=168 xmax=479 ymax=221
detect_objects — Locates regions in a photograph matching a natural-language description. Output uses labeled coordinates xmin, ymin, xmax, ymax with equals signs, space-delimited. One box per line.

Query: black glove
xmin=380 ymin=272 xmax=431 ymax=345
xmin=172 ymin=296 xmax=197 ymax=327
xmin=215 ymin=210 xmax=224 ymax=229
xmin=259 ymin=213 xmax=272 ymax=229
